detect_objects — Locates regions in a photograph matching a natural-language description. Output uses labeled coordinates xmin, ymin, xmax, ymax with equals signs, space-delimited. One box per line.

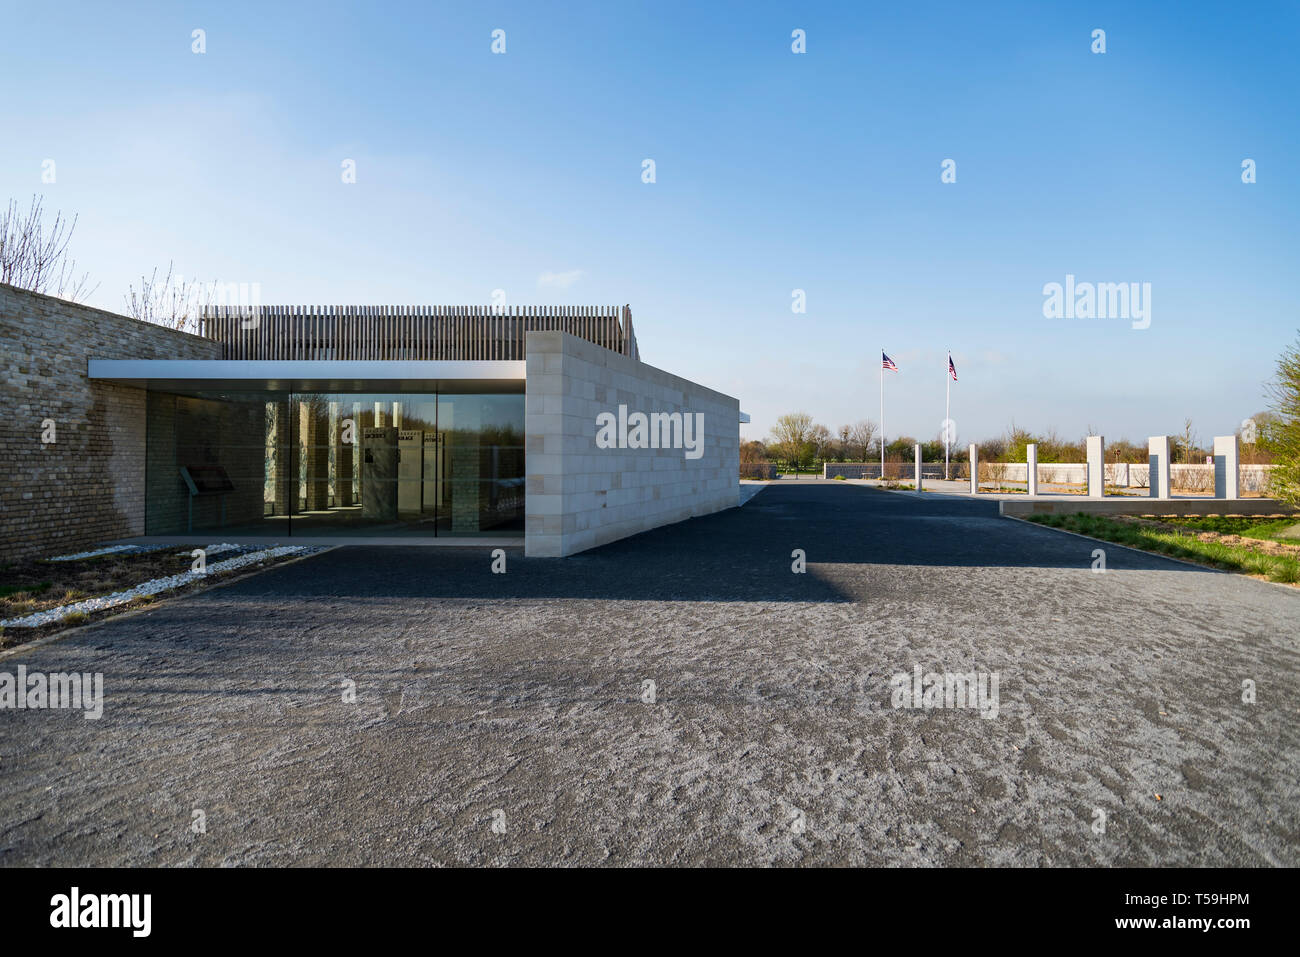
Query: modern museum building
xmin=0 ymin=284 xmax=741 ymax=561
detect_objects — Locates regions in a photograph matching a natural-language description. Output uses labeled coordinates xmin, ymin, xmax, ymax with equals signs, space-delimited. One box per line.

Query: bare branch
xmin=0 ymin=195 xmax=97 ymax=302
xmin=123 ymin=261 xmax=211 ymax=333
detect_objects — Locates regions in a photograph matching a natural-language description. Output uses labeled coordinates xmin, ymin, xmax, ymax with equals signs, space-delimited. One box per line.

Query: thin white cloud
xmin=537 ymin=269 xmax=584 ymax=289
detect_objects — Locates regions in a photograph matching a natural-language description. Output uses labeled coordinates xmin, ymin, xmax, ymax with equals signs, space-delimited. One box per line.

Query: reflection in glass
xmin=146 ymin=390 xmax=523 ymax=537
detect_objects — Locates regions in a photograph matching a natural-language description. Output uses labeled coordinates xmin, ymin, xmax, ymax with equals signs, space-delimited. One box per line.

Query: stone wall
xmin=524 ymin=331 xmax=739 ymax=557
xmin=823 ymin=459 xmax=1274 ymax=493
xmin=0 ymin=283 xmax=221 ymax=563
xmin=978 ymin=461 xmax=1272 ymax=491
xmin=823 ymin=462 xmax=951 ymax=480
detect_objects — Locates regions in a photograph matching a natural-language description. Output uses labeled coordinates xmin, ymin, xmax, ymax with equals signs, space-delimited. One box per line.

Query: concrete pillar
xmin=1026 ymin=443 xmax=1038 ymax=496
xmin=1148 ymin=435 xmax=1170 ymax=499
xmin=969 ymin=444 xmax=978 ymax=495
xmin=914 ymin=443 xmax=923 ymax=491
xmin=336 ymin=404 xmax=354 ymax=507
xmin=1086 ymin=435 xmax=1105 ymax=498
xmin=352 ymin=402 xmax=362 ymax=502
xmin=302 ymin=400 xmax=330 ymax=511
xmin=1214 ymin=435 xmax=1240 ymax=499
xmin=270 ymin=401 xmax=291 ymax=516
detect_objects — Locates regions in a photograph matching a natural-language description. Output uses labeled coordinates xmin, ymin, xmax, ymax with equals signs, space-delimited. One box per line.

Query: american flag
xmin=948 ymin=354 xmax=958 ymax=381
xmin=882 ymin=351 xmax=898 ymax=372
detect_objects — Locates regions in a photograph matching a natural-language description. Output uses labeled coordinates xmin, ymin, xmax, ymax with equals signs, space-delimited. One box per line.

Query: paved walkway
xmin=2 ymin=482 xmax=1296 ymax=865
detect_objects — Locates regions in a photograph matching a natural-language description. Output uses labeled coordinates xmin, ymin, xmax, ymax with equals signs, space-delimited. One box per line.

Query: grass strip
xmin=1027 ymin=513 xmax=1300 ymax=584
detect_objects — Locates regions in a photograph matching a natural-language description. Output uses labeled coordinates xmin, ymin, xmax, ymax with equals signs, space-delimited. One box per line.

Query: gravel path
xmin=1 ymin=481 xmax=1296 ymax=866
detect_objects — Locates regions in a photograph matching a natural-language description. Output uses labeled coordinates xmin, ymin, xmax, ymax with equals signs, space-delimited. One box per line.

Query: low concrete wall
xmin=823 ymin=462 xmax=950 ymax=480
xmin=1000 ymin=498 xmax=1299 ymax=519
xmin=979 ymin=462 xmax=1273 ymax=492
xmin=524 ymin=331 xmax=739 ymax=557
xmin=0 ymin=283 xmax=222 ymax=562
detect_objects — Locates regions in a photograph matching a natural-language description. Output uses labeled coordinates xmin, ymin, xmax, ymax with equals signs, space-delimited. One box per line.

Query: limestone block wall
xmin=524 ymin=331 xmax=739 ymax=557
xmin=0 ymin=283 xmax=222 ymax=563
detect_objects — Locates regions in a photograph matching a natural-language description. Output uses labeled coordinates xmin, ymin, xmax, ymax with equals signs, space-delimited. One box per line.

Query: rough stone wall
xmin=0 ymin=282 xmax=221 ymax=562
xmin=448 ymin=440 xmax=482 ymax=532
xmin=524 ymin=331 xmax=739 ymax=557
xmin=822 ymin=462 xmax=949 ymax=480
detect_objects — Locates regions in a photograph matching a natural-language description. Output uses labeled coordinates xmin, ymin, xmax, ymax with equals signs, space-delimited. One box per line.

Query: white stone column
xmin=1086 ymin=435 xmax=1105 ymax=497
xmin=1144 ymin=434 xmax=1164 ymax=496
xmin=914 ymin=443 xmax=923 ymax=491
xmin=1148 ymin=435 xmax=1170 ymax=499
xmin=1026 ymin=443 xmax=1038 ymax=496
xmin=1214 ymin=435 xmax=1240 ymax=499
xmin=969 ymin=444 xmax=978 ymax=495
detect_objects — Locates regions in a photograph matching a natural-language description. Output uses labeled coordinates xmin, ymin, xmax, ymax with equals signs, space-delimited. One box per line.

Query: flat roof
xmin=88 ymin=359 xmax=526 ymax=393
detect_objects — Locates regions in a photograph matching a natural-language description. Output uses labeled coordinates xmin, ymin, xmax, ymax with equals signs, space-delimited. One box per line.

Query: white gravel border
xmin=46 ymin=544 xmax=162 ymax=562
xmin=1 ymin=546 xmax=317 ymax=629
xmin=46 ymin=542 xmax=252 ymax=562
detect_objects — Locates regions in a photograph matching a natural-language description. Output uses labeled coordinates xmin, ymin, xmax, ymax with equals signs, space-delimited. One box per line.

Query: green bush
xmin=1263 ymin=333 xmax=1300 ymax=506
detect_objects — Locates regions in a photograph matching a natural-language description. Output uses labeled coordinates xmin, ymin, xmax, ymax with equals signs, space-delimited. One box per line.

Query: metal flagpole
xmin=880 ymin=348 xmax=885 ymax=482
xmin=945 ymin=350 xmax=951 ymax=481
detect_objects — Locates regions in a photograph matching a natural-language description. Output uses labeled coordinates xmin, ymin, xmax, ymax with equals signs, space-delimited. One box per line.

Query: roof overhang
xmin=87 ymin=359 xmax=527 ymax=393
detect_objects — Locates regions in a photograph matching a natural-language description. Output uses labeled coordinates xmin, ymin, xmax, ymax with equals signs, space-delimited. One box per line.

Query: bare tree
xmin=124 ymin=262 xmax=211 ymax=333
xmin=0 ymin=195 xmax=96 ymax=301
xmin=837 ymin=424 xmax=851 ymax=462
xmin=809 ymin=423 xmax=833 ymax=463
xmin=849 ymin=419 xmax=878 ymax=461
xmin=1178 ymin=417 xmax=1200 ymax=464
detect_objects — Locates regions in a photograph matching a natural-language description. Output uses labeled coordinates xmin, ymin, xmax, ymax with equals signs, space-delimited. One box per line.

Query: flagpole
xmin=880 ymin=348 xmax=885 ymax=482
xmin=945 ymin=350 xmax=951 ymax=481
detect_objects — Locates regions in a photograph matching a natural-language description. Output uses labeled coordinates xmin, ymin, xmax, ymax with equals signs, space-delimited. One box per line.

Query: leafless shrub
xmin=0 ymin=195 xmax=96 ymax=302
xmin=1171 ymin=465 xmax=1214 ymax=492
xmin=1241 ymin=466 xmax=1273 ymax=494
xmin=124 ymin=262 xmax=212 ymax=333
xmin=980 ymin=461 xmax=1011 ymax=490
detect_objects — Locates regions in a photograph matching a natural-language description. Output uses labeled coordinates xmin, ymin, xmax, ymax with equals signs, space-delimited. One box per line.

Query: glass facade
xmin=145 ymin=390 xmax=524 ymax=537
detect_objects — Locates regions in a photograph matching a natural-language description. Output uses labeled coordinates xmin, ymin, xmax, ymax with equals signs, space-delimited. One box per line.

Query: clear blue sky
xmin=3 ymin=0 xmax=1297 ymax=447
